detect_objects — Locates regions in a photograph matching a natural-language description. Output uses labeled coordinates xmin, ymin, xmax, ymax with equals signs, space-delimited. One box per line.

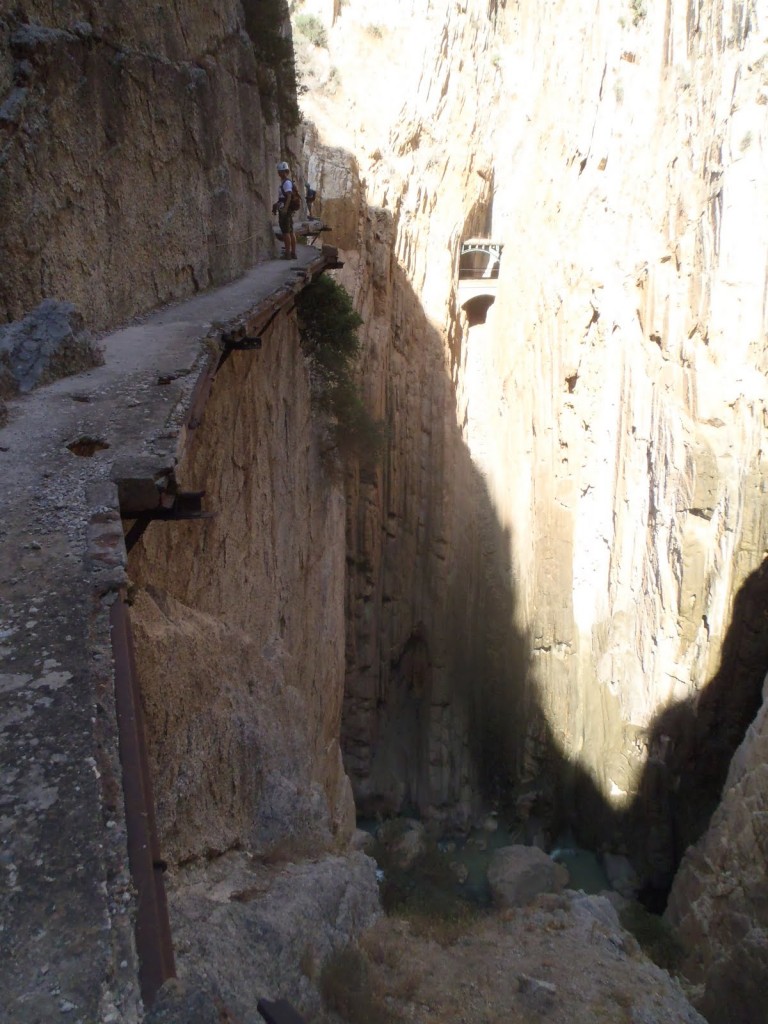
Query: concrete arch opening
xmin=458 ymin=239 xmax=503 ymax=326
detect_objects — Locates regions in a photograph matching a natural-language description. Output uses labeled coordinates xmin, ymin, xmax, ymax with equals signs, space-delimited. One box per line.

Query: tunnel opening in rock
xmin=461 ymin=294 xmax=496 ymax=326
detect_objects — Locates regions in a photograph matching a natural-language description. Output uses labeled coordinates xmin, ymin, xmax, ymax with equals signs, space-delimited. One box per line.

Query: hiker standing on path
xmin=273 ymin=161 xmax=298 ymax=260
xmin=305 ymin=182 xmax=317 ymax=218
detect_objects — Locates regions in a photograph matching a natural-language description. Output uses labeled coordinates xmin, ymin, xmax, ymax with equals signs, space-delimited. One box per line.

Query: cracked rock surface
xmin=0 ymin=251 xmax=320 ymax=1023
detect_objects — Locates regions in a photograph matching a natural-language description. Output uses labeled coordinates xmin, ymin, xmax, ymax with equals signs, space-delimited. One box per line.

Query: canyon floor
xmin=340 ymin=896 xmax=705 ymax=1024
xmin=161 ymin=843 xmax=706 ymax=1024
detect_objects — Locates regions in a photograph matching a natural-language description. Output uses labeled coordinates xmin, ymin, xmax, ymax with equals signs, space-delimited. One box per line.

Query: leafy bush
xmin=295 ymin=13 xmax=328 ymax=47
xmin=296 ymin=276 xmax=387 ymax=466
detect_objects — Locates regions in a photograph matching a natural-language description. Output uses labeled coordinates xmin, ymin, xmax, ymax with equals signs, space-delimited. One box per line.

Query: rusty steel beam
xmin=105 ymin=250 xmax=342 ymax=1008
xmin=110 ymin=594 xmax=176 ymax=1007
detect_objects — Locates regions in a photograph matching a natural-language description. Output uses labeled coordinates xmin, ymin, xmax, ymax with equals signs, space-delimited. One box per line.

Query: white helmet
xmin=277 ymin=161 xmax=290 ymax=172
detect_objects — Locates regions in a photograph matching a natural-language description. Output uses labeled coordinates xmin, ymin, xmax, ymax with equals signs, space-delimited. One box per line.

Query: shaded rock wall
xmin=298 ymin=1 xmax=522 ymax=825
xmin=298 ymin=0 xmax=768 ymax=877
xmin=129 ymin=312 xmax=354 ymax=865
xmin=666 ymin=673 xmax=768 ymax=1023
xmin=294 ymin=0 xmax=768 ymax=1016
xmin=0 ymin=0 xmax=295 ymax=330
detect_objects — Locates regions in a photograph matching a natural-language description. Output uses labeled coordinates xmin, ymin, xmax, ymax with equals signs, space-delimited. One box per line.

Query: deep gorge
xmin=2 ymin=0 xmax=767 ymax=1021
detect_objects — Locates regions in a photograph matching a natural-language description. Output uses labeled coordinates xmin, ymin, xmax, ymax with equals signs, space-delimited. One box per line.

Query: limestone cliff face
xmin=129 ymin=313 xmax=355 ymax=865
xmin=297 ymin=0 xmax=768 ymax=885
xmin=666 ymin=673 xmax=768 ymax=1023
xmin=0 ymin=0 xmax=295 ymax=330
xmin=463 ymin=0 xmax=768 ymax=885
xmin=298 ymin=0 xmax=521 ymax=828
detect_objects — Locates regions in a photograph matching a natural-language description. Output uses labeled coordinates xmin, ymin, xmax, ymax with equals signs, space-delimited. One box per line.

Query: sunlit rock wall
xmin=0 ymin=0 xmax=295 ymax=330
xmin=466 ymin=0 xmax=768 ymax=882
xmin=298 ymin=0 xmax=768 ymax=878
xmin=298 ymin=0 xmax=520 ymax=826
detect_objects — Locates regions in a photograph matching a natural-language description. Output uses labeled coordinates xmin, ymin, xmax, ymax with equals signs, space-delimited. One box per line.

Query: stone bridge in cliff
xmin=457 ymin=239 xmax=503 ymax=326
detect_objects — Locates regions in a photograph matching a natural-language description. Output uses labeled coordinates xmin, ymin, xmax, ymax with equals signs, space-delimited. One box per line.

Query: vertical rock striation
xmin=0 ymin=0 xmax=297 ymax=329
xmin=666 ymin=673 xmax=768 ymax=1022
xmin=297 ymin=0 xmax=768 ymax=940
xmin=129 ymin=313 xmax=355 ymax=865
xmin=300 ymin=0 xmax=526 ymax=827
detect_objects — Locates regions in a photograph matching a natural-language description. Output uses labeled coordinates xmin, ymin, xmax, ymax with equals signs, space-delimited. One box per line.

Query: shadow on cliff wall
xmin=342 ymin=222 xmax=613 ymax=847
xmin=517 ymin=532 xmax=768 ymax=908
xmin=621 ymin=556 xmax=768 ymax=903
xmin=342 ymin=236 xmax=531 ymax=820
xmin=340 ymin=198 xmax=768 ymax=904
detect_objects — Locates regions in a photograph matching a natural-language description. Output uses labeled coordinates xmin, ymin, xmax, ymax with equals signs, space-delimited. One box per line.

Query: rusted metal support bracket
xmin=188 ymin=245 xmax=342 ymax=429
xmin=114 ymin=463 xmax=213 ymax=552
xmin=305 ymin=226 xmax=332 ymax=246
xmin=110 ymin=594 xmax=176 ymax=1007
xmin=125 ymin=489 xmax=209 ymax=518
xmin=224 ymin=335 xmax=263 ymax=351
xmin=122 ymin=497 xmax=213 ymax=553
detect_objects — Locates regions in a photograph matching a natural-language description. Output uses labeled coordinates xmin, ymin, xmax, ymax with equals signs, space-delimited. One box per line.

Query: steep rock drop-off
xmin=296 ymin=0 xmax=768 ymax=1017
xmin=126 ymin=308 xmax=383 ymax=1020
xmin=128 ymin=312 xmax=355 ymax=865
xmin=0 ymin=0 xmax=766 ymax=1019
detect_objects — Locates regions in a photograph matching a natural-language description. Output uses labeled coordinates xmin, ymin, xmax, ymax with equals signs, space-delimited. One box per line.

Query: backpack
xmin=283 ymin=182 xmax=301 ymax=212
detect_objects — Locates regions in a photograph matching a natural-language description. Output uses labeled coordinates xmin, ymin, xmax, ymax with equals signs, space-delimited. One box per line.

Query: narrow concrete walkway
xmin=0 ymin=247 xmax=323 ymax=1023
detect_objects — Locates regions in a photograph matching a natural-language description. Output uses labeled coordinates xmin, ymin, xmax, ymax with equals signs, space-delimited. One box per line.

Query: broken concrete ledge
xmin=0 ymin=246 xmax=335 ymax=1023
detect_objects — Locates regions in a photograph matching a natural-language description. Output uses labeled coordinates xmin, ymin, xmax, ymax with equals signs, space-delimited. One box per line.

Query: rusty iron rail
xmin=457 ymin=267 xmax=500 ymax=281
xmin=110 ymin=594 xmax=176 ymax=1006
xmin=111 ymin=246 xmax=342 ymax=1008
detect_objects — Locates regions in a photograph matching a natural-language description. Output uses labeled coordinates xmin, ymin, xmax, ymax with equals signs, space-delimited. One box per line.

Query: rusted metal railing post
xmin=110 ymin=594 xmax=176 ymax=1006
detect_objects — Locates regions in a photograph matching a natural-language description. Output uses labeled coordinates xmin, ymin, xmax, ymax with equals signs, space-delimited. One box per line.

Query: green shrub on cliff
xmin=629 ymin=0 xmax=647 ymax=24
xmin=296 ymin=275 xmax=386 ymax=465
xmin=295 ymin=13 xmax=328 ymax=47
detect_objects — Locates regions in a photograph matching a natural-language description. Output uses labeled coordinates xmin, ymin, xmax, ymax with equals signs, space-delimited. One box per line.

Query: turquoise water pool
xmin=360 ymin=817 xmax=612 ymax=905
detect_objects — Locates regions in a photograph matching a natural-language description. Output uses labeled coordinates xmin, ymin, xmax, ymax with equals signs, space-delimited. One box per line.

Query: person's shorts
xmin=278 ymin=209 xmax=294 ymax=234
